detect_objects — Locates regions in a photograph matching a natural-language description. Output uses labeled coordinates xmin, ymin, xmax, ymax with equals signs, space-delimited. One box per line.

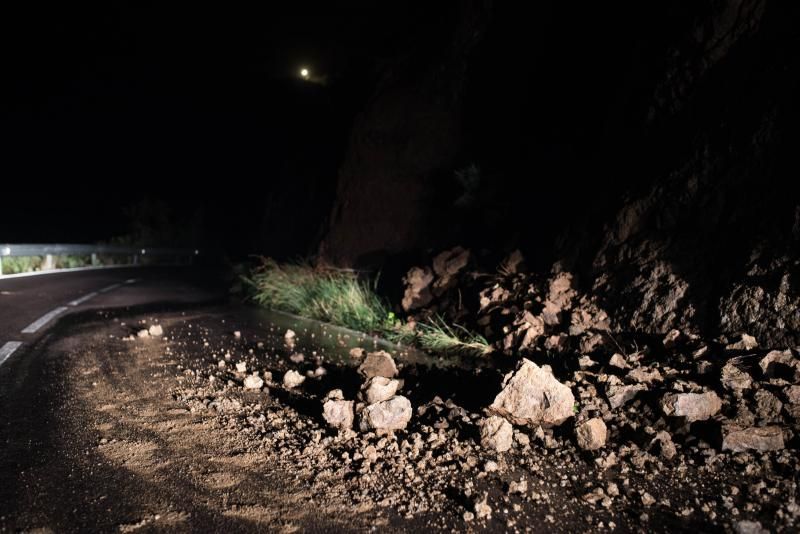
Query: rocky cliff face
xmin=320 ymin=0 xmax=799 ymax=347
xmin=318 ymin=1 xmax=489 ymax=266
xmin=588 ymin=0 xmax=800 ymax=347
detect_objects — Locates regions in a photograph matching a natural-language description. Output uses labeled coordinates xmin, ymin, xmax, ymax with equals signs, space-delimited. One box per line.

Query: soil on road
xmin=0 ymin=307 xmax=374 ymax=533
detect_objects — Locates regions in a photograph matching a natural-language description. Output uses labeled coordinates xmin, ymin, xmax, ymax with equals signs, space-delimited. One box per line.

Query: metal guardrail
xmin=0 ymin=243 xmax=201 ymax=277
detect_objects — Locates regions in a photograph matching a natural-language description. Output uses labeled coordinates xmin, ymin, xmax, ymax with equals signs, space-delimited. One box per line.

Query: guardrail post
xmin=0 ymin=256 xmax=4 ymax=276
xmin=91 ymin=253 xmax=98 ymax=267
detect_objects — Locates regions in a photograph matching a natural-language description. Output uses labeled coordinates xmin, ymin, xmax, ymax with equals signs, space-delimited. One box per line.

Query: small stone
xmin=283 ymin=370 xmax=306 ymax=389
xmin=608 ymin=353 xmax=628 ymax=369
xmin=474 ymin=494 xmax=492 ymax=520
xmin=483 ymin=460 xmax=499 ymax=473
xmin=641 ymin=493 xmax=656 ymax=506
xmin=662 ymin=329 xmax=682 ymax=348
xmin=725 ymin=334 xmax=758 ymax=351
xmin=734 ymin=520 xmax=768 ymax=534
xmin=578 ymin=355 xmax=598 ymax=369
xmin=137 ymin=329 xmax=150 ymax=339
xmin=650 ymin=431 xmax=676 ymax=460
xmin=479 ymin=415 xmax=513 ymax=452
xmin=359 ymin=396 xmax=412 ymax=431
xmin=661 ymin=391 xmax=721 ymax=422
xmin=284 ymin=329 xmax=296 ymax=348
xmin=362 ymin=444 xmax=378 ymax=462
xmin=235 ymin=361 xmax=247 ymax=373
xmin=148 ymin=324 xmax=163 ymax=337
xmin=322 ymin=389 xmax=354 ymax=430
xmin=605 ymin=379 xmax=646 ymax=409
xmin=362 ymin=376 xmax=400 ymax=404
xmin=358 ymin=351 xmax=398 ymax=379
xmin=627 ymin=367 xmax=663 ymax=384
xmin=463 ymin=511 xmax=475 ymax=522
xmin=508 ymin=479 xmax=528 ymax=495
xmin=289 ymin=353 xmax=305 ymax=363
xmin=754 ymin=390 xmax=782 ymax=420
xmin=233 ymin=330 xmax=241 ymax=339
xmin=243 ymin=374 xmax=264 ymax=390
xmin=722 ymin=425 xmax=784 ymax=452
xmin=349 ymin=347 xmax=366 ymax=360
xmin=759 ymin=350 xmax=799 ymax=380
xmin=575 ymin=418 xmax=607 ymax=451
xmin=721 ymin=362 xmax=752 ymax=394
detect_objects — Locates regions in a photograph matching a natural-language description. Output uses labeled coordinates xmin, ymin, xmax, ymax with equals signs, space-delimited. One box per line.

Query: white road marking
xmin=21 ymin=307 xmax=68 ymax=334
xmin=68 ymin=291 xmax=98 ymax=307
xmin=0 ymin=341 xmax=23 ymax=366
xmin=125 ymin=278 xmax=138 ymax=284
xmin=98 ymin=283 xmax=122 ymax=293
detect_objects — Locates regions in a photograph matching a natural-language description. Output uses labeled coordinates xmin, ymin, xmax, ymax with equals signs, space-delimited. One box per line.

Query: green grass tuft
xmin=246 ymin=258 xmax=392 ymax=333
xmin=246 ymin=258 xmax=493 ymax=358
xmin=414 ymin=315 xmax=493 ymax=357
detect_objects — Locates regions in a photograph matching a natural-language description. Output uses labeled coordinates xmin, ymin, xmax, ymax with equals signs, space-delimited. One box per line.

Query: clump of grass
xmin=414 ymin=315 xmax=493 ymax=357
xmin=247 ymin=258 xmax=391 ymax=333
xmin=246 ymin=258 xmax=493 ymax=358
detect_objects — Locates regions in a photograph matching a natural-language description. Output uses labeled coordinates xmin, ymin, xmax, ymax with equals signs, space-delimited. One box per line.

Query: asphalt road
xmin=0 ymin=267 xmax=224 ymax=368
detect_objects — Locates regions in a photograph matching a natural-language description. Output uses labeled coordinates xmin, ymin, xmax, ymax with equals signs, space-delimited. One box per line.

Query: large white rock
xmin=488 ymin=359 xmax=575 ymax=427
xmin=359 ymin=396 xmax=412 ymax=431
xmin=661 ymin=391 xmax=721 ymax=422
xmin=322 ymin=390 xmax=354 ymax=431
xmin=479 ymin=415 xmax=513 ymax=452
xmin=362 ymin=376 xmax=399 ymax=405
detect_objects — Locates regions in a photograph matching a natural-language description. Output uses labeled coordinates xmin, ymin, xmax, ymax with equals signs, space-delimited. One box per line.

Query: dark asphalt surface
xmin=0 ymin=267 xmax=225 ymax=368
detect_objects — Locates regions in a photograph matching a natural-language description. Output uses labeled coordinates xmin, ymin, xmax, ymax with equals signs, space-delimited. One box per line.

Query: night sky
xmin=0 ymin=2 xmax=428 ymax=252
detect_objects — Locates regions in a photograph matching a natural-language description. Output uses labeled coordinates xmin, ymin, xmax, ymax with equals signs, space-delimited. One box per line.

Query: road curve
xmin=0 ymin=267 xmax=224 ymax=369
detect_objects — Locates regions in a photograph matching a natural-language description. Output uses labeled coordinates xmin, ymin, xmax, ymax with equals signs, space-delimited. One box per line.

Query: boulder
xmin=362 ymin=376 xmax=400 ymax=404
xmin=322 ymin=390 xmax=355 ymax=430
xmin=358 ymin=351 xmax=398 ymax=379
xmin=359 ymin=396 xmax=412 ymax=431
xmin=661 ymin=391 xmax=722 ymax=422
xmin=478 ymin=415 xmax=513 ymax=452
xmin=401 ymin=266 xmax=435 ymax=311
xmin=721 ymin=362 xmax=752 ymax=394
xmin=488 ymin=359 xmax=575 ymax=427
xmin=759 ymin=350 xmax=799 ymax=381
xmin=575 ymin=418 xmax=607 ymax=451
xmin=722 ymin=425 xmax=784 ymax=452
xmin=431 ymin=246 xmax=470 ymax=296
xmin=605 ymin=378 xmax=646 ymax=409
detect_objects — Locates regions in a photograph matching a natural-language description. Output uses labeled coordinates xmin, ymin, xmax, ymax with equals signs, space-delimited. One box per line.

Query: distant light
xmin=300 ymin=68 xmax=309 ymax=79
